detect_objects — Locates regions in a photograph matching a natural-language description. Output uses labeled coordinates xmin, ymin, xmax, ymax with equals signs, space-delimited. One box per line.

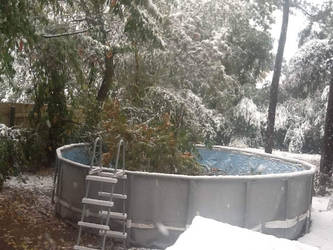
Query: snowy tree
xmin=286 ymin=39 xmax=332 ymax=98
xmin=320 ymin=68 xmax=333 ymax=192
xmin=161 ymin=0 xmax=274 ymax=112
xmin=0 ymin=0 xmax=56 ymax=97
xmin=1 ymin=0 xmax=284 ymax=171
xmin=281 ymin=39 xmax=332 ymax=153
xmin=105 ymin=0 xmax=276 ymax=146
xmin=282 ymin=0 xmax=333 ymax=191
xmin=38 ymin=0 xmax=165 ymax=102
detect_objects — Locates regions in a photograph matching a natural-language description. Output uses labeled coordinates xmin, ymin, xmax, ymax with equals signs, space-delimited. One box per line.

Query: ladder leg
xmin=76 ymin=180 xmax=91 ymax=246
xmin=101 ymin=184 xmax=115 ymax=250
xmin=123 ymin=179 xmax=127 ymax=250
xmin=76 ymin=203 xmax=86 ymax=245
xmin=99 ymin=181 xmax=104 ymax=224
xmin=100 ymin=213 xmax=108 ymax=250
xmin=122 ymin=180 xmax=126 ymax=235
xmin=100 ymin=181 xmax=106 ymax=250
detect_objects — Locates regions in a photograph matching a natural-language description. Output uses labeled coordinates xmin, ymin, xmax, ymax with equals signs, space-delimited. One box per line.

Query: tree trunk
xmin=97 ymin=53 xmax=114 ymax=102
xmin=265 ymin=0 xmax=290 ymax=154
xmin=319 ymin=72 xmax=333 ymax=193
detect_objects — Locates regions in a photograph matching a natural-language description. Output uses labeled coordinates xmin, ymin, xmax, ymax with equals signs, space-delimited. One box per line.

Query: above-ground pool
xmin=54 ymin=144 xmax=316 ymax=249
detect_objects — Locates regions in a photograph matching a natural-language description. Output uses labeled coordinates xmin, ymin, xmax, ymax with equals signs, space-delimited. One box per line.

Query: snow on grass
xmin=298 ymin=196 xmax=333 ymax=250
xmin=166 ymin=216 xmax=318 ymax=250
xmin=4 ymin=173 xmax=54 ymax=194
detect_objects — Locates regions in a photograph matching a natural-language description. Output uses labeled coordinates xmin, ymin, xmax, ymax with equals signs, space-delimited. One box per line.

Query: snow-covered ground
xmin=299 ymin=196 xmax=333 ymax=250
xmin=167 ymin=195 xmax=333 ymax=250
xmin=4 ymin=173 xmax=54 ymax=194
xmin=167 ymin=216 xmax=318 ymax=250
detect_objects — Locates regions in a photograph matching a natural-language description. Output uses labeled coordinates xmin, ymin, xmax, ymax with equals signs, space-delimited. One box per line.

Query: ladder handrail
xmin=114 ymin=138 xmax=126 ymax=172
xmin=90 ymin=136 xmax=103 ymax=170
xmin=76 ymin=137 xmax=127 ymax=250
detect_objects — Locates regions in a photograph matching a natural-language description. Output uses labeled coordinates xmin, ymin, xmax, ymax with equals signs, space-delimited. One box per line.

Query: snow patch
xmin=167 ymin=216 xmax=318 ymax=250
xmin=4 ymin=173 xmax=53 ymax=194
xmin=299 ymin=196 xmax=333 ymax=250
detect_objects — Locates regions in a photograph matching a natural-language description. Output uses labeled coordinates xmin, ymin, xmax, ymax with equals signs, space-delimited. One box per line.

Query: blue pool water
xmin=61 ymin=146 xmax=303 ymax=176
xmin=197 ymin=148 xmax=303 ymax=175
xmin=62 ymin=146 xmax=91 ymax=165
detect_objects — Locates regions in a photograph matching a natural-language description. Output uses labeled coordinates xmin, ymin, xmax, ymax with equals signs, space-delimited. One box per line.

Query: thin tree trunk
xmin=135 ymin=47 xmax=140 ymax=86
xmin=97 ymin=53 xmax=114 ymax=102
xmin=319 ymin=72 xmax=333 ymax=193
xmin=265 ymin=0 xmax=290 ymax=154
xmin=96 ymin=8 xmax=112 ymax=102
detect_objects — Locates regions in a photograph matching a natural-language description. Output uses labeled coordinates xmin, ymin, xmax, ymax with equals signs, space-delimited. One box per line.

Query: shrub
xmin=20 ymin=129 xmax=49 ymax=171
xmin=0 ymin=125 xmax=25 ymax=190
xmin=101 ymin=100 xmax=204 ymax=175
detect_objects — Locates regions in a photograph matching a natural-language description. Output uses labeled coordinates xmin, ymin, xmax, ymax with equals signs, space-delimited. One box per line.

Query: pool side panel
xmin=54 ymin=144 xmax=316 ymax=248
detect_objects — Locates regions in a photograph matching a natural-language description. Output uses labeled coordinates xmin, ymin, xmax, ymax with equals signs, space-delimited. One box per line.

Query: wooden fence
xmin=0 ymin=103 xmax=34 ymax=127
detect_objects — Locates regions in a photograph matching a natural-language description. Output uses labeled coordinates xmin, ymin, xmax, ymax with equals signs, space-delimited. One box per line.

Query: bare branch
xmin=294 ymin=4 xmax=316 ymax=18
xmin=41 ymin=28 xmax=91 ymax=38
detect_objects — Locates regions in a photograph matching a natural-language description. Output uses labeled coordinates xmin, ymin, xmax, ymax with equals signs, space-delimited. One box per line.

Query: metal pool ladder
xmin=74 ymin=138 xmax=128 ymax=250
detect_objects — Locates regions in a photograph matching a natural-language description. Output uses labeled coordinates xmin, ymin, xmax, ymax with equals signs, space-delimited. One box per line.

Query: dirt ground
xmin=0 ymin=169 xmax=102 ymax=250
xmin=0 ymin=169 xmax=152 ymax=250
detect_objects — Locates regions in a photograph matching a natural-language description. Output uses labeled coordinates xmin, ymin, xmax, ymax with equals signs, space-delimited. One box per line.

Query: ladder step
xmin=73 ymin=245 xmax=99 ymax=250
xmin=82 ymin=198 xmax=114 ymax=208
xmin=98 ymin=192 xmax=127 ymax=200
xmin=89 ymin=168 xmax=103 ymax=175
xmin=86 ymin=175 xmax=118 ymax=184
xmin=99 ymin=230 xmax=127 ymax=239
xmin=99 ymin=210 xmax=127 ymax=220
xmin=98 ymin=171 xmax=127 ymax=179
xmin=78 ymin=221 xmax=110 ymax=231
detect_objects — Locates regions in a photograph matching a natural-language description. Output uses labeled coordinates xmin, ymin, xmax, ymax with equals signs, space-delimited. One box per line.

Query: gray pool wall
xmin=54 ymin=144 xmax=316 ymax=249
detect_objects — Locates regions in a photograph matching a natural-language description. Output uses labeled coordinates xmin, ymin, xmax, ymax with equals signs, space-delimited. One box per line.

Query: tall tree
xmin=265 ymin=0 xmax=290 ymax=153
xmin=314 ymin=0 xmax=333 ymax=193
xmin=319 ymin=68 xmax=333 ymax=193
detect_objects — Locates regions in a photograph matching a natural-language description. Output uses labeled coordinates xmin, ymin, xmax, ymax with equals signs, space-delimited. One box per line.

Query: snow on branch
xmin=41 ymin=28 xmax=92 ymax=38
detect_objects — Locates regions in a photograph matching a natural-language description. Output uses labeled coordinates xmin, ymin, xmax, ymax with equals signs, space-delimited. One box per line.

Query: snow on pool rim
xmin=57 ymin=143 xmax=316 ymax=180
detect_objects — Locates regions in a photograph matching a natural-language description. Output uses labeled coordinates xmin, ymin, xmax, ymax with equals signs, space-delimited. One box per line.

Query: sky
xmin=258 ymin=4 xmax=312 ymax=88
xmin=271 ymin=8 xmax=308 ymax=61
xmin=271 ymin=0 xmax=326 ymax=61
xmin=257 ymin=8 xmax=307 ymax=89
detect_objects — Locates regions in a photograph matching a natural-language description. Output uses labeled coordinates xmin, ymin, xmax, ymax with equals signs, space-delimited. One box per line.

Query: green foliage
xmin=0 ymin=134 xmax=25 ymax=190
xmin=224 ymin=14 xmax=273 ymax=86
xmin=285 ymin=39 xmax=333 ymax=99
xmin=123 ymin=1 xmax=164 ymax=48
xmin=231 ymin=116 xmax=263 ymax=148
xmin=28 ymin=37 xmax=84 ymax=164
xmin=101 ymin=100 xmax=204 ymax=175
xmin=20 ymin=129 xmax=50 ymax=171
xmin=0 ymin=0 xmax=54 ymax=80
xmin=69 ymin=95 xmax=104 ymax=143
